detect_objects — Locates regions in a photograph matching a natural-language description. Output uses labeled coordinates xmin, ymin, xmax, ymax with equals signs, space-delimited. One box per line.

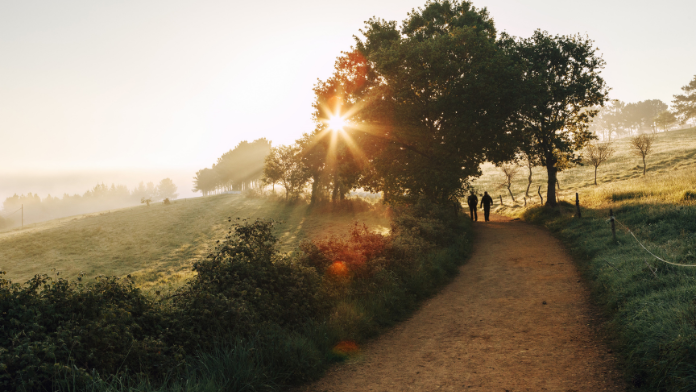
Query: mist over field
xmin=0 ymin=168 xmax=198 ymax=228
xmin=0 ymin=168 xmax=197 ymax=203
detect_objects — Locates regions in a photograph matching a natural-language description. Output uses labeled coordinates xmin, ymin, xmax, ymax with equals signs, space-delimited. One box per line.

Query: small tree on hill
xmin=522 ymin=153 xmax=540 ymax=198
xmin=157 ymin=178 xmax=178 ymax=200
xmin=498 ymin=163 xmax=520 ymax=202
xmin=585 ymin=143 xmax=615 ymax=185
xmin=630 ymin=134 xmax=655 ymax=176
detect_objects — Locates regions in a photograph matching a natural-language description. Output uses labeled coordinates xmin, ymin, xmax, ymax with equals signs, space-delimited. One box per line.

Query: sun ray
xmin=337 ymin=130 xmax=370 ymax=167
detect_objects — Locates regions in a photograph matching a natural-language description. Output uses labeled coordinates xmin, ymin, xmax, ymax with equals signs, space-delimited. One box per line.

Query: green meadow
xmin=0 ymin=195 xmax=389 ymax=289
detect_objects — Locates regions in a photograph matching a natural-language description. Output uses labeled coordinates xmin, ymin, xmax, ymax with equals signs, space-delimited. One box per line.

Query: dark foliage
xmin=0 ymin=274 xmax=182 ymax=390
xmin=1 ymin=202 xmax=470 ymax=391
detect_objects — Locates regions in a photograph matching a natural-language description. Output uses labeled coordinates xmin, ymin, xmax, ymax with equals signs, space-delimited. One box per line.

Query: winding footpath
xmin=299 ymin=214 xmax=626 ymax=392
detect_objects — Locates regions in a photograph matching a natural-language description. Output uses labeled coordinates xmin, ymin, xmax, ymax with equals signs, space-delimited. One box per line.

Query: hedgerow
xmin=1 ymin=200 xmax=470 ymax=391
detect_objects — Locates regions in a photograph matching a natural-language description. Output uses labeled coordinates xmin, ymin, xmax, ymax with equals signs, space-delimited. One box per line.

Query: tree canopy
xmin=501 ymin=29 xmax=609 ymax=206
xmin=673 ymin=75 xmax=696 ymax=124
xmin=303 ymin=0 xmax=522 ymax=205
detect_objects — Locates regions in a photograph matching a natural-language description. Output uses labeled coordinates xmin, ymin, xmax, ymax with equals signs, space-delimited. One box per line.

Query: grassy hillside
xmin=0 ymin=194 xmax=389 ymax=288
xmin=472 ymin=127 xmax=696 ymax=210
xmin=478 ymin=127 xmax=696 ymax=390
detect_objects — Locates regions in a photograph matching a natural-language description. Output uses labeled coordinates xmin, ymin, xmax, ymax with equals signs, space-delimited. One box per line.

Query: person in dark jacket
xmin=480 ymin=191 xmax=493 ymax=222
xmin=466 ymin=191 xmax=478 ymax=221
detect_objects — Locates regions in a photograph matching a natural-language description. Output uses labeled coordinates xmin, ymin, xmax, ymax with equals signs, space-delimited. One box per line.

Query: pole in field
xmin=21 ymin=204 xmax=23 ymax=230
xmin=610 ymin=209 xmax=616 ymax=241
xmin=575 ymin=193 xmax=581 ymax=218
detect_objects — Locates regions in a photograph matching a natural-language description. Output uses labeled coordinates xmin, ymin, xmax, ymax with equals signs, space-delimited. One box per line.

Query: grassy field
xmin=471 ymin=127 xmax=696 ymax=211
xmin=0 ymin=194 xmax=389 ymax=289
xmin=476 ymin=127 xmax=696 ymax=390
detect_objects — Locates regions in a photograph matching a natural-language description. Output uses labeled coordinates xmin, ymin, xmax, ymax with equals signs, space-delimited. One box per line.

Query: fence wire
xmin=0 ymin=207 xmax=22 ymax=218
xmin=610 ymin=216 xmax=696 ymax=267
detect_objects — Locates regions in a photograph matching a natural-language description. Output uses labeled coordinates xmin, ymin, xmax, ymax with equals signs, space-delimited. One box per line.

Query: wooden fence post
xmin=575 ymin=193 xmax=581 ymax=218
xmin=538 ymin=186 xmax=543 ymax=205
xmin=499 ymin=195 xmax=503 ymax=206
xmin=524 ymin=196 xmax=527 ymax=207
xmin=610 ymin=209 xmax=616 ymax=241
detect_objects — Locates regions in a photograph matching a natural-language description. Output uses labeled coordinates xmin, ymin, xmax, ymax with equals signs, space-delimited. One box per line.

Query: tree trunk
xmin=594 ymin=166 xmax=598 ymax=186
xmin=526 ymin=166 xmax=532 ymax=197
xmin=331 ymin=181 xmax=339 ymax=203
xmin=546 ymin=164 xmax=558 ymax=207
xmin=310 ymin=174 xmax=320 ymax=204
xmin=642 ymin=156 xmax=647 ymax=175
xmin=507 ymin=186 xmax=515 ymax=202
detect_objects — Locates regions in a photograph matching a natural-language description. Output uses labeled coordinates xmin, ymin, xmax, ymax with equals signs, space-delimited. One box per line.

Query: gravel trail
xmin=299 ymin=214 xmax=626 ymax=392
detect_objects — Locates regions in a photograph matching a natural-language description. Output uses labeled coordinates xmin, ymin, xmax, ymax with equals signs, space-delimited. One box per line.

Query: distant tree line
xmin=0 ymin=179 xmax=178 ymax=228
xmin=192 ymin=139 xmax=271 ymax=196
xmin=590 ymin=75 xmax=696 ymax=140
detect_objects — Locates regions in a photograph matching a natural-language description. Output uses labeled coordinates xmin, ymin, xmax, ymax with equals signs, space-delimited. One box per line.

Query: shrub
xmin=682 ymin=190 xmax=696 ymax=201
xmin=169 ymin=219 xmax=329 ymax=351
xmin=0 ymin=273 xmax=182 ymax=390
xmin=300 ymin=223 xmax=388 ymax=279
xmin=1 ymin=203 xmax=472 ymax=391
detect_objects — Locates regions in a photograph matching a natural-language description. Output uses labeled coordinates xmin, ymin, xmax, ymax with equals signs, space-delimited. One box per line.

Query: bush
xmin=0 ymin=274 xmax=182 ymax=390
xmin=168 ymin=219 xmax=329 ymax=351
xmin=1 ymin=203 xmax=472 ymax=391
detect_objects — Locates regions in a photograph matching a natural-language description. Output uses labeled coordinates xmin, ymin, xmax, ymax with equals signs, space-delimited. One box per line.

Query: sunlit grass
xmin=495 ymin=127 xmax=696 ymax=390
xmin=0 ymin=195 xmax=389 ymax=289
xmin=471 ymin=127 xmax=696 ymax=214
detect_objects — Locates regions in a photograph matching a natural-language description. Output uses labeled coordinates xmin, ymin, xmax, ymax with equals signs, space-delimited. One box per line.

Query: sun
xmin=327 ymin=115 xmax=346 ymax=132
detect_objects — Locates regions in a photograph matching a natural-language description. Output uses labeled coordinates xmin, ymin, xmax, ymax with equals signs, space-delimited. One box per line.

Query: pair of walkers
xmin=466 ymin=191 xmax=493 ymax=222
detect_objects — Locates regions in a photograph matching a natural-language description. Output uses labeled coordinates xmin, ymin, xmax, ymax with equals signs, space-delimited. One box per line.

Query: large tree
xmin=502 ymin=30 xmax=609 ymax=207
xmin=313 ymin=0 xmax=521 ymax=205
xmin=673 ymin=75 xmax=696 ymax=124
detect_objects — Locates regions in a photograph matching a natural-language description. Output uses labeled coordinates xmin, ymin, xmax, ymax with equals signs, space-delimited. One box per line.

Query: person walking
xmin=466 ymin=191 xmax=478 ymax=221
xmin=480 ymin=191 xmax=493 ymax=222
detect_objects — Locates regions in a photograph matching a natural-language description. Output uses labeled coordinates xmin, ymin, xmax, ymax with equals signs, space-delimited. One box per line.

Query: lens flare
xmin=327 ymin=261 xmax=349 ymax=277
xmin=332 ymin=340 xmax=359 ymax=357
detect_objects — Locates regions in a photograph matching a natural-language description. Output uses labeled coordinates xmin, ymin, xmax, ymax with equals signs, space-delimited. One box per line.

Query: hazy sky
xmin=1 ymin=0 xmax=694 ymax=201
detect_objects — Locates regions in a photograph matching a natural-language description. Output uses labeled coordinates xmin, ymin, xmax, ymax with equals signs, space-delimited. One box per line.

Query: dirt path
xmin=299 ymin=214 xmax=626 ymax=392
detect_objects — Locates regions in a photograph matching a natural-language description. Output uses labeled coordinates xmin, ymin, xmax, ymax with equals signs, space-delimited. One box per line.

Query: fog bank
xmin=0 ymin=168 xmax=198 ymax=211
